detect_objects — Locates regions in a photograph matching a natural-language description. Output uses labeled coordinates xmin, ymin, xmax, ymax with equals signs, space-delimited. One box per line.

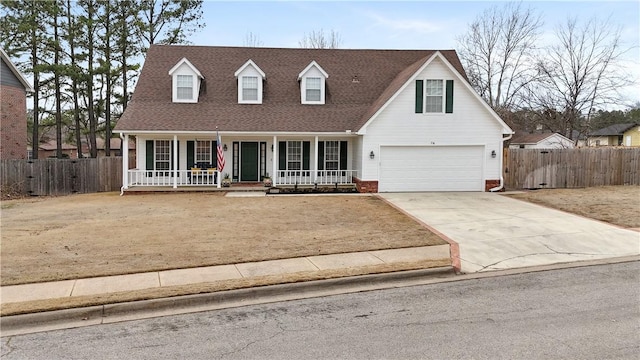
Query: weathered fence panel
xmin=505 ymin=148 xmax=640 ymax=189
xmin=1 ymin=157 xmax=122 ymax=196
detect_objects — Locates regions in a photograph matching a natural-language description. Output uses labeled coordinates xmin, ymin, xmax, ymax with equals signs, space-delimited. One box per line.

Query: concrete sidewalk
xmin=1 ymin=245 xmax=450 ymax=305
xmin=380 ymin=192 xmax=640 ymax=273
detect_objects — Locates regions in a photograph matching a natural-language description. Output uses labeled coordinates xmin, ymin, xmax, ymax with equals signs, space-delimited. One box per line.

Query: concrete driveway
xmin=380 ymin=192 xmax=640 ymax=273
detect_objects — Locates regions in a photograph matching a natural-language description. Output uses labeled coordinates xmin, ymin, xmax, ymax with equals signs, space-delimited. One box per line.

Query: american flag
xmin=216 ymin=130 xmax=225 ymax=172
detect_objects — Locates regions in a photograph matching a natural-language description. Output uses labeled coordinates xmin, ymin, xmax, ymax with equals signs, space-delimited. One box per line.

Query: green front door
xmin=240 ymin=142 xmax=259 ymax=181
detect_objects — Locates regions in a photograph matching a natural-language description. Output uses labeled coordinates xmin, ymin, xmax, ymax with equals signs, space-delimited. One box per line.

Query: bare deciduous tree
xmin=526 ymin=16 xmax=630 ymax=138
xmin=298 ymin=28 xmax=342 ymax=49
xmin=457 ymin=2 xmax=542 ymax=114
xmin=243 ymin=31 xmax=263 ymax=47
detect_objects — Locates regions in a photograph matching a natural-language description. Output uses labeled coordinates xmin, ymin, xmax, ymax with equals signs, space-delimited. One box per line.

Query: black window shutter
xmin=187 ymin=141 xmax=194 ymax=168
xmin=340 ymin=141 xmax=347 ymax=170
xmin=302 ymin=141 xmax=310 ymax=170
xmin=278 ymin=141 xmax=286 ymax=170
xmin=415 ymin=80 xmax=424 ymax=113
xmin=146 ymin=140 xmax=154 ymax=170
xmin=212 ymin=141 xmax=217 ymax=168
xmin=317 ymin=142 xmax=325 ymax=171
xmin=445 ymin=80 xmax=454 ymax=113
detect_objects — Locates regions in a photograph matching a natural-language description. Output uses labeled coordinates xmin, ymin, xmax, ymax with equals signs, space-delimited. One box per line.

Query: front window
xmin=306 ymin=77 xmax=321 ymax=102
xmin=242 ymin=76 xmax=258 ymax=101
xmin=425 ymin=79 xmax=443 ymax=113
xmin=177 ymin=75 xmax=193 ymax=100
xmin=155 ymin=140 xmax=170 ymax=170
xmin=196 ymin=140 xmax=211 ymax=164
xmin=324 ymin=141 xmax=339 ymax=170
xmin=287 ymin=141 xmax=302 ymax=170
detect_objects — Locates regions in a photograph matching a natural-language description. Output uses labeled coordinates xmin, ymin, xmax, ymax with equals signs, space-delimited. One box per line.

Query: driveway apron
xmin=380 ymin=192 xmax=640 ymax=273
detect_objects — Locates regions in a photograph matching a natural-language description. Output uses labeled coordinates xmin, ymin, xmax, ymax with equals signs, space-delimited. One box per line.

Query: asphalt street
xmin=2 ymin=261 xmax=639 ymax=359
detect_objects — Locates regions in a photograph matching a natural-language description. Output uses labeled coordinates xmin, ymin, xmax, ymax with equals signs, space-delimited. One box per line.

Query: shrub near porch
xmin=0 ymin=193 xmax=446 ymax=285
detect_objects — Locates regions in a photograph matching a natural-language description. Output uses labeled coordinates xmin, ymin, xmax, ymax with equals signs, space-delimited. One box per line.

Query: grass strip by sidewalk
xmin=0 ymin=259 xmax=450 ymax=316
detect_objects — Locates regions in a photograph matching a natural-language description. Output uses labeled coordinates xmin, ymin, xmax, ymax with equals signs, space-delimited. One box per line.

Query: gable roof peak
xmin=234 ymin=59 xmax=266 ymax=78
xmin=297 ymin=60 xmax=329 ymax=80
xmin=168 ymin=57 xmax=203 ymax=78
xmin=0 ymin=47 xmax=34 ymax=92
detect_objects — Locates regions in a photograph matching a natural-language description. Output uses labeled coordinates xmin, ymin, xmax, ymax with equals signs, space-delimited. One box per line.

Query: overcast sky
xmin=192 ymin=0 xmax=640 ymax=106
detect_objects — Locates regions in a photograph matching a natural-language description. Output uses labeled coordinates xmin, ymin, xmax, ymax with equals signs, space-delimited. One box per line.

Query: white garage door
xmin=379 ymin=146 xmax=484 ymax=192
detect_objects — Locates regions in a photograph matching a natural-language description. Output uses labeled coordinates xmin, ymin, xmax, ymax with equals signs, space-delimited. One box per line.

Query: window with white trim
xmin=241 ymin=76 xmax=259 ymax=101
xmin=196 ymin=140 xmax=211 ymax=163
xmin=305 ymin=77 xmax=321 ymax=102
xmin=155 ymin=140 xmax=170 ymax=170
xmin=176 ymin=75 xmax=193 ymax=100
xmin=324 ymin=141 xmax=339 ymax=170
xmin=425 ymin=79 xmax=443 ymax=113
xmin=287 ymin=141 xmax=302 ymax=170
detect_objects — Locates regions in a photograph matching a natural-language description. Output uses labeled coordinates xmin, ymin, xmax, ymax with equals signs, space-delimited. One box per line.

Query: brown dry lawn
xmin=0 ymin=193 xmax=445 ymax=286
xmin=504 ymin=185 xmax=640 ymax=228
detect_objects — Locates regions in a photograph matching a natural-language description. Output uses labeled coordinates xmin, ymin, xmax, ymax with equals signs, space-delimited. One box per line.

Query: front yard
xmin=504 ymin=185 xmax=640 ymax=229
xmin=0 ymin=193 xmax=445 ymax=286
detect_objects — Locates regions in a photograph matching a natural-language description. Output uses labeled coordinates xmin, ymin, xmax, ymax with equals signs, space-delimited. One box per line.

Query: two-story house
xmin=1 ymin=48 xmax=33 ymax=160
xmin=114 ymin=45 xmax=513 ymax=193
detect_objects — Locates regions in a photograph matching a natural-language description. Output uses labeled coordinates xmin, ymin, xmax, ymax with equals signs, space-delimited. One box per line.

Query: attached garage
xmin=378 ymin=145 xmax=484 ymax=192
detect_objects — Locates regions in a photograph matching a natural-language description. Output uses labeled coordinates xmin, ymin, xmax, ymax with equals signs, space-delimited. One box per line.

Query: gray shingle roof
xmin=115 ymin=45 xmax=466 ymax=133
xmin=589 ymin=123 xmax=638 ymax=136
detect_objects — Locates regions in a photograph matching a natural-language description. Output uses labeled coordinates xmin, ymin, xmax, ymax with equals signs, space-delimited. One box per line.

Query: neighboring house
xmin=82 ymin=137 xmax=137 ymax=161
xmin=114 ymin=45 xmax=513 ymax=192
xmin=621 ymin=124 xmax=640 ymax=146
xmin=587 ymin=123 xmax=639 ymax=146
xmin=28 ymin=140 xmax=78 ymax=159
xmin=509 ymin=132 xmax=575 ymax=149
xmin=0 ymin=48 xmax=33 ymax=160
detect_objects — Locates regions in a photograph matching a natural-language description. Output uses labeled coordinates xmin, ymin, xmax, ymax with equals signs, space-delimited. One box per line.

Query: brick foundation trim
xmin=485 ymin=179 xmax=503 ymax=192
xmin=353 ymin=177 xmax=378 ymax=193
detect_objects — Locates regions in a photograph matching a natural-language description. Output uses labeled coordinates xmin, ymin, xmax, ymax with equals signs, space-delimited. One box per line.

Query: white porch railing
xmin=276 ymin=170 xmax=357 ymax=186
xmin=126 ymin=169 xmax=356 ymax=187
xmin=127 ymin=170 xmax=218 ymax=187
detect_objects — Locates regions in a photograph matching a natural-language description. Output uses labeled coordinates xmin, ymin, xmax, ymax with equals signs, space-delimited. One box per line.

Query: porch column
xmin=272 ymin=135 xmax=277 ymax=186
xmin=313 ymin=136 xmax=318 ymax=183
xmin=122 ymin=133 xmax=129 ymax=190
xmin=173 ymin=135 xmax=178 ymax=189
xmin=217 ymin=135 xmax=221 ymax=188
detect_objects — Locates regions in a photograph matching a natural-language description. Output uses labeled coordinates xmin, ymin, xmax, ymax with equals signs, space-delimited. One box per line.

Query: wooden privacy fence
xmin=1 ymin=157 xmax=123 ymax=196
xmin=505 ymin=148 xmax=640 ymax=189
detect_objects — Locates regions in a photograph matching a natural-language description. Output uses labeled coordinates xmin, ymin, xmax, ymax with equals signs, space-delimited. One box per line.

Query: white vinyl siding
xmin=242 ymin=76 xmax=258 ymax=101
xmin=359 ymin=56 xmax=506 ymax=185
xmin=176 ymin=75 xmax=193 ymax=100
xmin=425 ymin=79 xmax=443 ymax=113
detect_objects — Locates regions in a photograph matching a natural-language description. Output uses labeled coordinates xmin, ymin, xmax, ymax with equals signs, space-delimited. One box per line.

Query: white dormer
xmin=298 ymin=60 xmax=328 ymax=105
xmin=234 ymin=59 xmax=266 ymax=104
xmin=168 ymin=58 xmax=203 ymax=103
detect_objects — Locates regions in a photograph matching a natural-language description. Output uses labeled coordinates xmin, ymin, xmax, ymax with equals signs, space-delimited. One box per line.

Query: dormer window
xmin=169 ymin=57 xmax=203 ymax=103
xmin=305 ymin=77 xmax=321 ymax=101
xmin=242 ymin=76 xmax=259 ymax=102
xmin=177 ymin=75 xmax=194 ymax=100
xmin=298 ymin=61 xmax=328 ymax=105
xmin=235 ymin=59 xmax=265 ymax=104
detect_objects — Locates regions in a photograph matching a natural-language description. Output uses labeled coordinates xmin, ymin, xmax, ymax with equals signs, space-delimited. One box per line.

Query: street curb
xmin=0 ymin=266 xmax=455 ymax=337
xmin=3 ymin=256 xmax=637 ymax=337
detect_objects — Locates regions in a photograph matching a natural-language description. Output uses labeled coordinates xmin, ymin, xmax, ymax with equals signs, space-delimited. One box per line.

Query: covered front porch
xmin=119 ymin=132 xmax=358 ymax=190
